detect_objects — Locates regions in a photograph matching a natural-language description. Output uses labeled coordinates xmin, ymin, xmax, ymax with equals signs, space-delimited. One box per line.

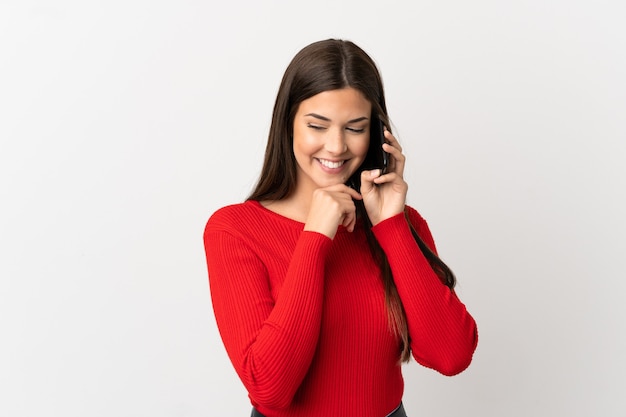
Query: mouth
xmin=317 ymin=158 xmax=346 ymax=169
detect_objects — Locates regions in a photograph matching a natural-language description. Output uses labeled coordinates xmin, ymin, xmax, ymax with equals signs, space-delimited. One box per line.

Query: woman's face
xmin=292 ymin=87 xmax=372 ymax=196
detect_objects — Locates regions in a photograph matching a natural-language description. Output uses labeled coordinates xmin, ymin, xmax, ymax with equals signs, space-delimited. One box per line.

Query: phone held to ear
xmin=346 ymin=117 xmax=389 ymax=190
xmin=378 ymin=119 xmax=390 ymax=175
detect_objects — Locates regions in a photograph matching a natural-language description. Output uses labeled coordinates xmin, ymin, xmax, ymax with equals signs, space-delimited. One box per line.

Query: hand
xmin=360 ymin=129 xmax=408 ymax=226
xmin=303 ymin=184 xmax=363 ymax=239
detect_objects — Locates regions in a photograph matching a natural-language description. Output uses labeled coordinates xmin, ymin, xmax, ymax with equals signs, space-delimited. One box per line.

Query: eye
xmin=346 ymin=127 xmax=366 ymax=134
xmin=307 ymin=123 xmax=326 ymax=130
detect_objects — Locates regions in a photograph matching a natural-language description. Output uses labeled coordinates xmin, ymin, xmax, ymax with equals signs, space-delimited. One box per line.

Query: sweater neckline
xmin=246 ymin=200 xmax=360 ymax=233
xmin=247 ymin=200 xmax=306 ymax=228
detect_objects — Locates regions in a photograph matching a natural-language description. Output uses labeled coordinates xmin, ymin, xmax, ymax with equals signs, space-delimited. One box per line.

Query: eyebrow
xmin=304 ymin=113 xmax=369 ymax=124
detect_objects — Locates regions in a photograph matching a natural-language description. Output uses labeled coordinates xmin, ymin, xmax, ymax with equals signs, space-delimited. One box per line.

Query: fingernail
xmin=371 ymin=169 xmax=381 ymax=178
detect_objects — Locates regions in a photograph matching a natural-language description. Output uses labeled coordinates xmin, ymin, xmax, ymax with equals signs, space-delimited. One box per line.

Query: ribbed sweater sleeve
xmin=204 ymin=211 xmax=331 ymax=408
xmin=372 ymin=207 xmax=478 ymax=376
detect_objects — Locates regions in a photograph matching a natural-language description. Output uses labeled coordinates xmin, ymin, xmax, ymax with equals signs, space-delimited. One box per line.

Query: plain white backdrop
xmin=1 ymin=1 xmax=625 ymax=416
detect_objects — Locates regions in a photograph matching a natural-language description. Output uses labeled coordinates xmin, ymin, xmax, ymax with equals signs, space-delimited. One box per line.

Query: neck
xmin=261 ymin=183 xmax=314 ymax=224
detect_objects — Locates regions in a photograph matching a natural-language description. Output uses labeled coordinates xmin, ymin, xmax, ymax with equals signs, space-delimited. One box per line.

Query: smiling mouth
xmin=317 ymin=159 xmax=346 ymax=169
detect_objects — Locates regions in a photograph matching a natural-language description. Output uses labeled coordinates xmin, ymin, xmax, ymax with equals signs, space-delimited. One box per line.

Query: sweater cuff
xmin=298 ymin=230 xmax=333 ymax=257
xmin=371 ymin=212 xmax=414 ymax=250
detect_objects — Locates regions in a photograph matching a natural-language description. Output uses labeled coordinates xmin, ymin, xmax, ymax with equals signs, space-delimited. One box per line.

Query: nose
xmin=324 ymin=128 xmax=347 ymax=154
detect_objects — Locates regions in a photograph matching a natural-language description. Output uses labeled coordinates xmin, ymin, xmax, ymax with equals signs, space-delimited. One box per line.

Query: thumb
xmin=360 ymin=169 xmax=381 ymax=195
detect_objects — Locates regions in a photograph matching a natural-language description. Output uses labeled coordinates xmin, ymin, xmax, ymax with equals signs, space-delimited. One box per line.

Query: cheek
xmin=293 ymin=128 xmax=319 ymax=155
xmin=352 ymin=139 xmax=370 ymax=159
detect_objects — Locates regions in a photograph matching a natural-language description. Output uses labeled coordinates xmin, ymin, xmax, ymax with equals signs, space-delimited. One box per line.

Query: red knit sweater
xmin=204 ymin=200 xmax=477 ymax=417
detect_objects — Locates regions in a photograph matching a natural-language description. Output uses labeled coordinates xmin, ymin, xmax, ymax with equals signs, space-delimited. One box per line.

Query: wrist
xmin=304 ymin=221 xmax=337 ymax=240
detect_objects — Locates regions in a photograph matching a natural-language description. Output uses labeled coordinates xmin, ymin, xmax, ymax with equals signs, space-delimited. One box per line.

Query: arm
xmin=372 ymin=207 xmax=478 ymax=375
xmin=204 ymin=218 xmax=331 ymax=408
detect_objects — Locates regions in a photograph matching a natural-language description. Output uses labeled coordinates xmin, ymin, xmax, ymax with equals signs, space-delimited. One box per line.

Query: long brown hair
xmin=248 ymin=39 xmax=456 ymax=362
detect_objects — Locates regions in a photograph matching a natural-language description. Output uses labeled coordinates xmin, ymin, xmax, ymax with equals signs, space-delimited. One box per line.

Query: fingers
xmin=373 ymin=171 xmax=399 ymax=185
xmin=359 ymin=168 xmax=381 ymax=195
xmin=360 ymin=129 xmax=405 ymax=189
xmin=334 ymin=183 xmax=363 ymax=201
xmin=361 ymin=169 xmax=406 ymax=191
xmin=341 ymin=207 xmax=357 ymax=232
xmin=382 ymin=130 xmax=406 ymax=175
xmin=329 ymin=185 xmax=362 ymax=232
xmin=383 ymin=129 xmax=403 ymax=152
xmin=304 ymin=185 xmax=360 ymax=238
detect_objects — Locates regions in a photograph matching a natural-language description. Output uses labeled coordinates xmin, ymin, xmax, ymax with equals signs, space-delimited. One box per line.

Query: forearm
xmin=206 ymin=229 xmax=330 ymax=407
xmin=372 ymin=212 xmax=478 ymax=375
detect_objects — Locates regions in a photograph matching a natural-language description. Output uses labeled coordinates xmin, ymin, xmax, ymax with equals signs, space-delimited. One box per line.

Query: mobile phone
xmin=371 ymin=116 xmax=390 ymax=175
xmin=377 ymin=118 xmax=390 ymax=175
xmin=346 ymin=117 xmax=390 ymax=190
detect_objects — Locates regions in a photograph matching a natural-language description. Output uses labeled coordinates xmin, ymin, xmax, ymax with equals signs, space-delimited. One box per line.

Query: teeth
xmin=319 ymin=159 xmax=344 ymax=169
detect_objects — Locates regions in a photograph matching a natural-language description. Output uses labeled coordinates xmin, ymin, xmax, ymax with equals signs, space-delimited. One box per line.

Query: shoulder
xmin=204 ymin=200 xmax=262 ymax=237
xmin=207 ymin=201 xmax=252 ymax=227
xmin=204 ymin=200 xmax=301 ymax=240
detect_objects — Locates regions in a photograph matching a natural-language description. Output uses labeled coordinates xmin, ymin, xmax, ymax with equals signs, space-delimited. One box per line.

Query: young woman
xmin=204 ymin=39 xmax=478 ymax=417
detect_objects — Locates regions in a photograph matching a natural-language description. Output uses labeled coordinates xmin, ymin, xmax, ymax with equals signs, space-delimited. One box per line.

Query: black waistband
xmin=251 ymin=402 xmax=406 ymax=417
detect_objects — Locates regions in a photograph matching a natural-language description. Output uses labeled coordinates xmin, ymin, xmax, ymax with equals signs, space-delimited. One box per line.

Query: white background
xmin=1 ymin=1 xmax=625 ymax=416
